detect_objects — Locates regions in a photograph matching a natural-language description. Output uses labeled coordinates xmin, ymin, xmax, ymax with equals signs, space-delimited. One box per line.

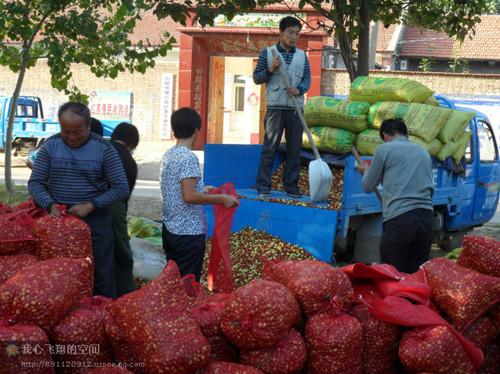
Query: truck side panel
xmin=203 ymin=144 xmax=338 ymax=262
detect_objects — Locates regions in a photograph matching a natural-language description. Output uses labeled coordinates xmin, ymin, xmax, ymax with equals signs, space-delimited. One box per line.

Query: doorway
xmin=207 ymin=56 xmax=265 ymax=144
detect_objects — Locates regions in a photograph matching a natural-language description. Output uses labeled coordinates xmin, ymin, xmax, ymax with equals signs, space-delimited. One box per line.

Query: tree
xmin=419 ymin=58 xmax=434 ymax=72
xmin=0 ymin=0 xmax=175 ymax=193
xmin=262 ymin=0 xmax=495 ymax=82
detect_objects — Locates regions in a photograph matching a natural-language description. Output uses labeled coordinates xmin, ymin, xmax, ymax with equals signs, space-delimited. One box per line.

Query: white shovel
xmin=271 ymin=49 xmax=332 ymax=203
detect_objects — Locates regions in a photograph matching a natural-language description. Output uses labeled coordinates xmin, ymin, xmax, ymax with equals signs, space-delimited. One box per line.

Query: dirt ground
xmin=129 ymin=196 xmax=162 ymax=222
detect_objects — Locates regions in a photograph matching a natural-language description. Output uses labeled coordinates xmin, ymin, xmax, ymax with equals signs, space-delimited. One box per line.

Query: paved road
xmin=0 ymin=165 xmax=161 ymax=199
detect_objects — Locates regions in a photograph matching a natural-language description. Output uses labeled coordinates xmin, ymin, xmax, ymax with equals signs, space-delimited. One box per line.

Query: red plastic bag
xmin=0 ymin=257 xmax=93 ymax=331
xmin=207 ymin=183 xmax=239 ymax=293
xmin=458 ymin=236 xmax=500 ymax=277
xmin=0 ymin=255 xmax=38 ymax=284
xmin=0 ymin=202 xmax=12 ymax=214
xmin=264 ymin=259 xmax=353 ymax=316
xmin=349 ymin=304 xmax=401 ymax=374
xmin=399 ymin=325 xmax=475 ymax=373
xmin=0 ymin=211 xmax=37 ymax=255
xmin=50 ymin=296 xmax=113 ymax=373
xmin=83 ymin=368 xmax=134 ymax=374
xmin=342 ymin=263 xmax=431 ymax=305
xmin=479 ymin=341 xmax=500 ymax=374
xmin=106 ymin=261 xmax=211 ymax=374
xmin=190 ymin=293 xmax=238 ymax=362
xmin=0 ymin=320 xmax=55 ymax=374
xmin=342 ymin=262 xmax=403 ymax=280
xmin=102 ymin=312 xmax=139 ymax=370
xmin=0 ymin=199 xmax=36 ymax=215
xmin=423 ymin=258 xmax=500 ymax=330
xmin=34 ymin=208 xmax=93 ymax=261
xmin=305 ymin=303 xmax=363 ymax=374
xmin=239 ymin=328 xmax=307 ymax=374
xmin=463 ymin=316 xmax=498 ymax=352
xmin=220 ymin=279 xmax=301 ymax=350
xmin=201 ymin=362 xmax=264 ymax=374
xmin=12 ymin=199 xmax=37 ymax=212
xmin=367 ymin=295 xmax=484 ymax=370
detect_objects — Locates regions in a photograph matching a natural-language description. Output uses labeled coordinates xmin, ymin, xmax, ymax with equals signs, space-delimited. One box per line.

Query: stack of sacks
xmin=303 ymin=97 xmax=370 ymax=154
xmin=349 ymin=76 xmax=473 ymax=163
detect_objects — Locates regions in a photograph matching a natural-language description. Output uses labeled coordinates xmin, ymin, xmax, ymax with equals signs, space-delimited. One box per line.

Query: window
xmin=465 ymin=134 xmax=473 ymax=163
xmin=234 ymin=87 xmax=245 ymax=112
xmin=233 ymin=75 xmax=245 ymax=112
xmin=16 ymin=104 xmax=34 ymax=117
xmin=477 ymin=120 xmax=498 ymax=162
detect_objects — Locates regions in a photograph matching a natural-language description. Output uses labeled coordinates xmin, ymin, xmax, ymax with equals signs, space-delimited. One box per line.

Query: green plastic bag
xmin=425 ymin=96 xmax=440 ymax=106
xmin=438 ymin=110 xmax=473 ymax=144
xmin=303 ymin=127 xmax=356 ymax=154
xmin=408 ymin=136 xmax=442 ymax=157
xmin=355 ymin=129 xmax=383 ymax=155
xmin=349 ymin=76 xmax=434 ymax=104
xmin=436 ymin=139 xmax=461 ymax=161
xmin=304 ymin=97 xmax=369 ymax=133
xmin=452 ymin=131 xmax=471 ymax=163
xmin=368 ymin=102 xmax=452 ymax=143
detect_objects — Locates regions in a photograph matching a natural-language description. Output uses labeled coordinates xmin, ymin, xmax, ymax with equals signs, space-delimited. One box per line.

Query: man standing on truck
xmin=356 ymin=119 xmax=434 ymax=273
xmin=28 ymin=102 xmax=129 ymax=298
xmin=253 ymin=16 xmax=311 ymax=198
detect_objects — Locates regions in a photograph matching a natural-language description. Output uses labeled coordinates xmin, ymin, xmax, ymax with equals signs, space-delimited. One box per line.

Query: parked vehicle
xmin=1 ymin=95 xmax=124 ymax=167
xmin=203 ymin=96 xmax=500 ymax=263
xmin=0 ymin=96 xmax=59 ymax=154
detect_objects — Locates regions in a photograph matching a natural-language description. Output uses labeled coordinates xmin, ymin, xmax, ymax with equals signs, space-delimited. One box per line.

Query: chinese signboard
xmin=160 ymin=73 xmax=174 ymax=140
xmin=89 ymin=91 xmax=132 ymax=121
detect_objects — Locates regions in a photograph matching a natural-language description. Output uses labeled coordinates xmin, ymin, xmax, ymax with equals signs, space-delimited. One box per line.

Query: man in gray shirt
xmin=357 ymin=119 xmax=434 ymax=273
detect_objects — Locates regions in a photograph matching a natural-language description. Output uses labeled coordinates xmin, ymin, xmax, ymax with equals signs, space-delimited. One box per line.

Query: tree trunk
xmin=337 ymin=28 xmax=357 ymax=82
xmin=357 ymin=0 xmax=370 ymax=77
xmin=4 ymin=46 xmax=31 ymax=193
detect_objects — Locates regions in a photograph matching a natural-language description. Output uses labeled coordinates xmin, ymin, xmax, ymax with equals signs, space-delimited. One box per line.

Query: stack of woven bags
xmin=303 ymin=76 xmax=472 ymax=163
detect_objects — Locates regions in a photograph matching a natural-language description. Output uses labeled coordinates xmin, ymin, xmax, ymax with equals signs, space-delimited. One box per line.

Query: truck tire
xmin=439 ymin=229 xmax=468 ymax=252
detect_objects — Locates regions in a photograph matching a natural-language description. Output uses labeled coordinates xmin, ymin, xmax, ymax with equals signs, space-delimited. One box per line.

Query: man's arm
xmin=28 ymin=145 xmax=56 ymax=210
xmin=90 ymin=146 xmax=129 ymax=208
xmin=253 ymin=49 xmax=272 ymax=85
xmin=361 ymin=148 xmax=386 ymax=193
xmin=296 ymin=53 xmax=311 ymax=95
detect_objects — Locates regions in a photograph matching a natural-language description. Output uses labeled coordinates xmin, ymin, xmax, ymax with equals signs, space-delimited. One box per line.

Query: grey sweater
xmin=362 ymin=138 xmax=434 ymax=221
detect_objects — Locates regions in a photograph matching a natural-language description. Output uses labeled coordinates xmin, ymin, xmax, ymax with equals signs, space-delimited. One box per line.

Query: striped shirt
xmin=253 ymin=42 xmax=311 ymax=109
xmin=28 ymin=133 xmax=129 ymax=210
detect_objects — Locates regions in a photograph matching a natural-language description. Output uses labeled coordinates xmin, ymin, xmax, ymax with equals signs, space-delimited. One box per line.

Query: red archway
xmin=177 ymin=13 xmax=327 ymax=148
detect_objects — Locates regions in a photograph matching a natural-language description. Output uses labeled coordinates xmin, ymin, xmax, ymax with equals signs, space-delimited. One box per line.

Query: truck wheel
xmin=439 ymin=230 xmax=467 ymax=252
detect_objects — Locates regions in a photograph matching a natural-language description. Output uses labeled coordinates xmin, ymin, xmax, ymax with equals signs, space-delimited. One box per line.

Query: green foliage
xmin=419 ymin=58 xmax=434 ymax=72
xmin=0 ymin=184 xmax=30 ymax=205
xmin=239 ymin=0 xmax=494 ymax=80
xmin=449 ymin=58 xmax=470 ymax=73
xmin=153 ymin=0 xmax=261 ymax=26
xmin=444 ymin=247 xmax=463 ymax=261
xmin=0 ymin=0 xmax=176 ymax=97
xmin=128 ymin=217 xmax=161 ymax=238
xmin=0 ymin=0 xmax=181 ymax=192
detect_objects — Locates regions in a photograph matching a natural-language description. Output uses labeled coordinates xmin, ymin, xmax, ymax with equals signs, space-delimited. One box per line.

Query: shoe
xmin=286 ymin=190 xmax=302 ymax=198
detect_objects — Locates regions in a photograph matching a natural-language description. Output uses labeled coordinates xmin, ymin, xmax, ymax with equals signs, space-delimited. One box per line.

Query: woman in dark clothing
xmin=110 ymin=122 xmax=139 ymax=296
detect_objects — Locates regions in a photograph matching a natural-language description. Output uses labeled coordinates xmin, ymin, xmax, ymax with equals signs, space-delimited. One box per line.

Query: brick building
xmin=374 ymin=15 xmax=500 ymax=73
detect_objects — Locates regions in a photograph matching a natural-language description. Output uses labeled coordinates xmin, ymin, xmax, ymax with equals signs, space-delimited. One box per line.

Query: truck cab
xmin=0 ymin=96 xmax=60 ymax=153
xmin=203 ymin=96 xmax=500 ymax=263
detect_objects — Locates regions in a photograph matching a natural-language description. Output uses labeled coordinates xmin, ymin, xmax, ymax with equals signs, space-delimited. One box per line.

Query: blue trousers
xmin=83 ymin=208 xmax=117 ymax=298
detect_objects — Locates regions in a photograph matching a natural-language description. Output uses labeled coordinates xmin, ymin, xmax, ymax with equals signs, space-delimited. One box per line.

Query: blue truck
xmin=204 ymin=96 xmax=500 ymax=263
xmin=0 ymin=96 xmax=60 ymax=153
xmin=0 ymin=95 xmax=124 ymax=155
